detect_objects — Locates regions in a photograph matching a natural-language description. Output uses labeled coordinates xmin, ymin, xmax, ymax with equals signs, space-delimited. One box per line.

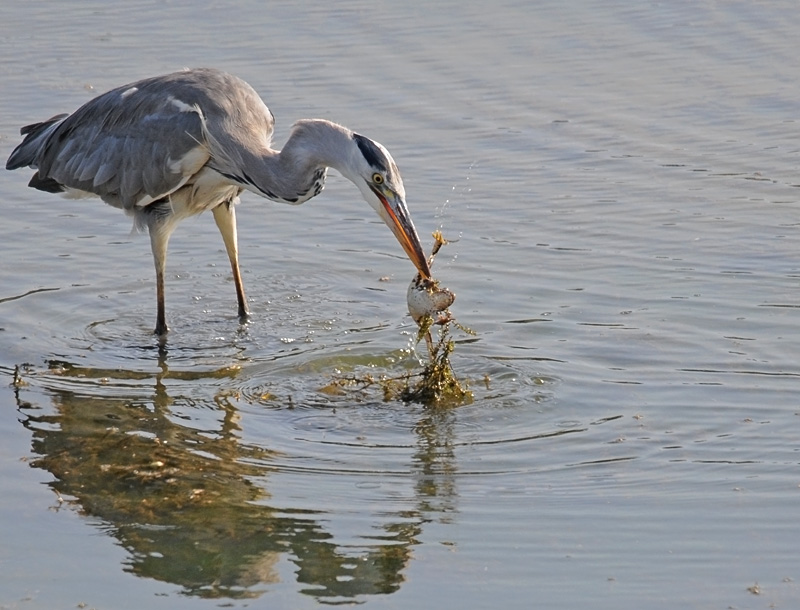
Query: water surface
xmin=1 ymin=1 xmax=799 ymax=608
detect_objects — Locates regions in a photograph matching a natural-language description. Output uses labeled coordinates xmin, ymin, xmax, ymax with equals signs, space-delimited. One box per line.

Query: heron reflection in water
xmin=6 ymin=68 xmax=432 ymax=335
xmin=12 ymin=358 xmax=459 ymax=601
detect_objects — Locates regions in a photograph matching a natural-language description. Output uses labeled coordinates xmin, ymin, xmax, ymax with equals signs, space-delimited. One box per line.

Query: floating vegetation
xmin=401 ymin=314 xmax=473 ymax=406
xmin=327 ymin=317 xmax=473 ymax=407
xmin=329 ymin=232 xmax=474 ymax=407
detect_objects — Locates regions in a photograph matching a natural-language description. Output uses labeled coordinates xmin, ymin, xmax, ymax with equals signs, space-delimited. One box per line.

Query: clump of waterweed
xmin=399 ymin=313 xmax=472 ymax=406
xmin=327 ymin=232 xmax=473 ymax=407
xmin=326 ymin=321 xmax=472 ymax=407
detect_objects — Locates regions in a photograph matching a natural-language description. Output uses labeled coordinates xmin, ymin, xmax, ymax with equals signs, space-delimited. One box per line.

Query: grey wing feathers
xmin=6 ymin=78 xmax=211 ymax=210
xmin=6 ymin=114 xmax=67 ymax=170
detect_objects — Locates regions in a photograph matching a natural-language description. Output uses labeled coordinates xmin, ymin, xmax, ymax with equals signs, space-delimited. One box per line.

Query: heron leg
xmin=149 ymin=224 xmax=171 ymax=336
xmin=212 ymin=201 xmax=249 ymax=322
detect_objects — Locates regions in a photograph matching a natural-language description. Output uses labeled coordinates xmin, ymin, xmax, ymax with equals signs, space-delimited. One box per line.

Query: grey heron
xmin=6 ymin=68 xmax=432 ymax=335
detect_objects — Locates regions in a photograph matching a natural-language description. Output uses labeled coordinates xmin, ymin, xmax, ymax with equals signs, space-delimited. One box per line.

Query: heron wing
xmin=10 ymin=69 xmax=277 ymax=211
xmin=29 ymin=81 xmax=211 ymax=210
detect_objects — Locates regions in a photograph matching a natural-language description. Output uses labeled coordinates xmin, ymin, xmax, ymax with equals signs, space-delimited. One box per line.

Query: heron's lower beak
xmin=373 ymin=187 xmax=432 ymax=279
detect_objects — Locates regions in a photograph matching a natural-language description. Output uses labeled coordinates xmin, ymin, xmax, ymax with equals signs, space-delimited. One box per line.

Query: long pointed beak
xmin=372 ymin=187 xmax=432 ymax=279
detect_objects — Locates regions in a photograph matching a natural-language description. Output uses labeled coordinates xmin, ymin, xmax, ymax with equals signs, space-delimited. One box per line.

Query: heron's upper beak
xmin=371 ymin=186 xmax=432 ymax=279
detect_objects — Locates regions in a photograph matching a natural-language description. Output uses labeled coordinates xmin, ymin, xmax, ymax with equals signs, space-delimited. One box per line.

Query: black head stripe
xmin=353 ymin=133 xmax=388 ymax=172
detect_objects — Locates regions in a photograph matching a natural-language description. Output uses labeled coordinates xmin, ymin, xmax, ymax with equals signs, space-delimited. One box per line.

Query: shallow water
xmin=1 ymin=1 xmax=799 ymax=608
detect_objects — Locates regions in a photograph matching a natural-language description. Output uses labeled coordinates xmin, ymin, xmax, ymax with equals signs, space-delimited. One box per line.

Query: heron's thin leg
xmin=149 ymin=224 xmax=171 ymax=336
xmin=212 ymin=201 xmax=249 ymax=322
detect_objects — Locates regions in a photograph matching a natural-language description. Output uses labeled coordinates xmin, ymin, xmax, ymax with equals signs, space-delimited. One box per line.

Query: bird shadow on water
xmin=9 ymin=346 xmax=472 ymax=603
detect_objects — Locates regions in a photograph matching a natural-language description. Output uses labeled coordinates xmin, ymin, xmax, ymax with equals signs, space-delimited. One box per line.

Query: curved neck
xmin=243 ymin=119 xmax=355 ymax=204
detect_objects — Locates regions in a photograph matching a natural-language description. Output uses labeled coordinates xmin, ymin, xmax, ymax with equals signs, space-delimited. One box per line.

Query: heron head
xmin=347 ymin=133 xmax=431 ymax=279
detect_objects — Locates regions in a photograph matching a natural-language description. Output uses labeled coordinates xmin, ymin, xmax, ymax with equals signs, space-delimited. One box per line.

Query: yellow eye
xmin=372 ymin=173 xmax=384 ymax=185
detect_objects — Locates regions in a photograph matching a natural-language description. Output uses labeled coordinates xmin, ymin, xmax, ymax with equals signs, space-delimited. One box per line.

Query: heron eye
xmin=372 ymin=173 xmax=384 ymax=185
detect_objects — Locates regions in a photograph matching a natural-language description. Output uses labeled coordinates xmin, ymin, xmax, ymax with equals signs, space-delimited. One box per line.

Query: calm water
xmin=1 ymin=1 xmax=799 ymax=608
